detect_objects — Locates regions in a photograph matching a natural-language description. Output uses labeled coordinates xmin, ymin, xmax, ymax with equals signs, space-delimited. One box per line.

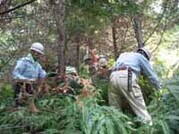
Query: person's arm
xmin=140 ymin=57 xmax=162 ymax=89
xmin=89 ymin=49 xmax=98 ymax=63
xmin=37 ymin=64 xmax=47 ymax=84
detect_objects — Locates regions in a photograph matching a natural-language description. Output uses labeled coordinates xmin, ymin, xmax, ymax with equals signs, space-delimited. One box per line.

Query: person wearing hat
xmin=96 ymin=56 xmax=109 ymax=80
xmin=12 ymin=42 xmax=47 ymax=112
xmin=108 ymin=47 xmax=162 ymax=125
xmin=83 ymin=52 xmax=98 ymax=81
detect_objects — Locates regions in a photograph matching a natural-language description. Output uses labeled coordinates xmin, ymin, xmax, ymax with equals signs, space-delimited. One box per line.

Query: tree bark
xmin=132 ymin=13 xmax=144 ymax=48
xmin=51 ymin=0 xmax=66 ymax=79
xmin=112 ymin=19 xmax=118 ymax=60
xmin=0 ymin=0 xmax=36 ymax=15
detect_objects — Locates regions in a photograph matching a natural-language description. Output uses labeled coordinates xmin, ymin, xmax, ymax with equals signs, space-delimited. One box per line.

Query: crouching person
xmin=12 ymin=42 xmax=47 ymax=113
xmin=109 ymin=47 xmax=162 ymax=126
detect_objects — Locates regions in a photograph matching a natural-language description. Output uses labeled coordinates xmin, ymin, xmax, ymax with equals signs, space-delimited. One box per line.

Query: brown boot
xmin=28 ymin=98 xmax=39 ymax=113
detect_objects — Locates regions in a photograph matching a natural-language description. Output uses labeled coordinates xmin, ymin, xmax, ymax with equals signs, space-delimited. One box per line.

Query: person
xmin=98 ymin=55 xmax=108 ymax=67
xmin=108 ymin=47 xmax=162 ymax=125
xmin=83 ymin=51 xmax=98 ymax=82
xmin=65 ymin=66 xmax=83 ymax=94
xmin=84 ymin=48 xmax=99 ymax=67
xmin=12 ymin=42 xmax=47 ymax=112
xmin=96 ymin=56 xmax=109 ymax=80
xmin=88 ymin=48 xmax=99 ymax=64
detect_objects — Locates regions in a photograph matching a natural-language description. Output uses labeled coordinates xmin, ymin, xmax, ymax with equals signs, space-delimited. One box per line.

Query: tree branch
xmin=0 ymin=0 xmax=36 ymax=15
xmin=144 ymin=1 xmax=169 ymax=44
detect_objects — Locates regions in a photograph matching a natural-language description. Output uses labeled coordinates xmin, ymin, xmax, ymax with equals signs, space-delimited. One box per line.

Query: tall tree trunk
xmin=132 ymin=13 xmax=144 ymax=48
xmin=51 ymin=0 xmax=66 ymax=79
xmin=76 ymin=43 xmax=80 ymax=72
xmin=112 ymin=19 xmax=118 ymax=60
xmin=76 ymin=37 xmax=80 ymax=72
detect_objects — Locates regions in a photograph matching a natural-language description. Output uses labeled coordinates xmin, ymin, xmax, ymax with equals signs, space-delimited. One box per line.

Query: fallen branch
xmin=0 ymin=0 xmax=36 ymax=15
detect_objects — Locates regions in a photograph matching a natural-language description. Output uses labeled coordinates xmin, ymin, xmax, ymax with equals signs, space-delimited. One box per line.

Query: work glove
xmin=47 ymin=72 xmax=57 ymax=77
xmin=156 ymin=81 xmax=163 ymax=91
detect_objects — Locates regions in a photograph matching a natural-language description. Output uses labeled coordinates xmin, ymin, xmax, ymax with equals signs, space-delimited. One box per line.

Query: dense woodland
xmin=0 ymin=0 xmax=179 ymax=134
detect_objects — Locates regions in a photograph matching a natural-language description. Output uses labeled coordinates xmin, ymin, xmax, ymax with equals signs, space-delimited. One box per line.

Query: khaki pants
xmin=108 ymin=70 xmax=152 ymax=124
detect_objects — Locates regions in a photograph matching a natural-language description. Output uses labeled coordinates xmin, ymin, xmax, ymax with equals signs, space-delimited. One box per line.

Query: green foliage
xmin=0 ymin=31 xmax=16 ymax=75
xmin=95 ymin=79 xmax=110 ymax=105
xmin=148 ymin=73 xmax=179 ymax=134
xmin=0 ymin=83 xmax=13 ymax=99
xmin=107 ymin=58 xmax=115 ymax=68
xmin=67 ymin=0 xmax=146 ymax=35
xmin=138 ymin=76 xmax=155 ymax=105
xmin=79 ymin=63 xmax=91 ymax=79
xmin=0 ymin=70 xmax=179 ymax=133
xmin=64 ymin=98 xmax=134 ymax=134
xmin=0 ymin=0 xmax=179 ymax=133
xmin=0 ymin=95 xmax=77 ymax=134
xmin=0 ymin=83 xmax=13 ymax=109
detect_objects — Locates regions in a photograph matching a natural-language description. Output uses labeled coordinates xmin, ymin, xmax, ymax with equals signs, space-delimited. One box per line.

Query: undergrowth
xmin=0 ymin=70 xmax=178 ymax=134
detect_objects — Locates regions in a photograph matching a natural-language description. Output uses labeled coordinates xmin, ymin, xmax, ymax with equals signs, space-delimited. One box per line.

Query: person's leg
xmin=13 ymin=83 xmax=22 ymax=106
xmin=108 ymin=87 xmax=123 ymax=111
xmin=112 ymin=70 xmax=134 ymax=114
xmin=26 ymin=83 xmax=39 ymax=113
xmin=110 ymin=71 xmax=152 ymax=125
xmin=126 ymin=78 xmax=152 ymax=125
xmin=108 ymin=71 xmax=127 ymax=111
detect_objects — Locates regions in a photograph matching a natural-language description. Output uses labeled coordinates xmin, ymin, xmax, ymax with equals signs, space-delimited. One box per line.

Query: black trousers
xmin=13 ymin=82 xmax=36 ymax=106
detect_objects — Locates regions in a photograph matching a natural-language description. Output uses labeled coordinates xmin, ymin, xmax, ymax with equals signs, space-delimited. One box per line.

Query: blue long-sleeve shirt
xmin=113 ymin=52 xmax=161 ymax=89
xmin=12 ymin=53 xmax=46 ymax=80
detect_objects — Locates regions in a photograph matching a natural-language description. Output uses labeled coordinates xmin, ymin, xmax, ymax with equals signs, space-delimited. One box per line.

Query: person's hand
xmin=156 ymin=82 xmax=163 ymax=91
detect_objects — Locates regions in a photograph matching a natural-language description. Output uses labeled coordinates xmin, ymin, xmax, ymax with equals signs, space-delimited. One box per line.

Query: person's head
xmin=98 ymin=57 xmax=108 ymax=68
xmin=66 ymin=66 xmax=78 ymax=76
xmin=83 ymin=55 xmax=93 ymax=65
xmin=137 ymin=47 xmax=151 ymax=61
xmin=30 ymin=42 xmax=44 ymax=61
